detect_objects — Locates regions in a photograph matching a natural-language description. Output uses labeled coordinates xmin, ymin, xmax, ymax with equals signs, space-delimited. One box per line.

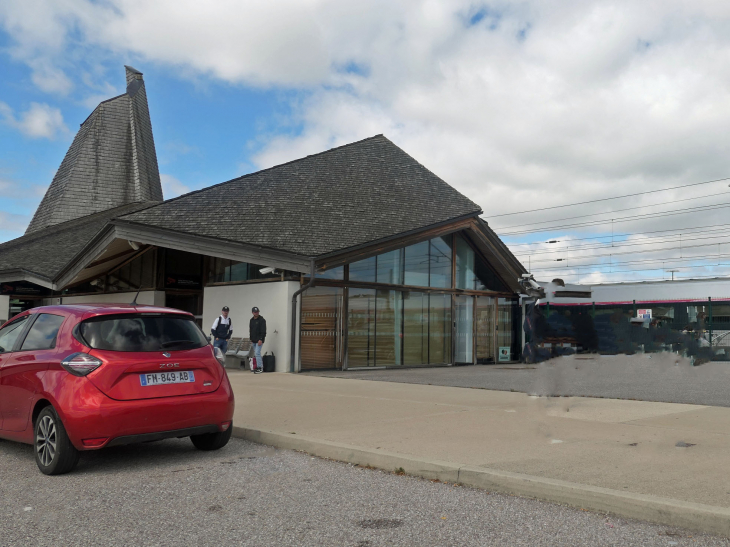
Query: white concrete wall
xmin=61 ymin=291 xmax=165 ymax=306
xmin=0 ymin=295 xmax=9 ymax=323
xmin=203 ymin=281 xmax=300 ymax=372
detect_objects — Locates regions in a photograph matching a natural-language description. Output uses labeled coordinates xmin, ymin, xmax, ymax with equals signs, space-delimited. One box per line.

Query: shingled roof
xmin=0 ymin=202 xmax=155 ymax=283
xmin=118 ymin=135 xmax=482 ymax=257
xmin=25 ymin=66 xmax=162 ymax=234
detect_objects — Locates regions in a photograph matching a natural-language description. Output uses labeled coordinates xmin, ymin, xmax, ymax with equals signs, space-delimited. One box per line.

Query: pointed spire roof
xmin=25 ymin=66 xmax=163 ymax=234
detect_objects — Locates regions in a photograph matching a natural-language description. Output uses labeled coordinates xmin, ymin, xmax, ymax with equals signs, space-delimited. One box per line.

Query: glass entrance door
xmin=454 ymin=295 xmax=473 ymax=364
xmin=476 ymin=296 xmax=494 ymax=363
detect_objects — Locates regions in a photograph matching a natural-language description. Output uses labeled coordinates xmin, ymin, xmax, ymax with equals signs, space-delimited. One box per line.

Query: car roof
xmin=23 ymin=304 xmax=193 ymax=321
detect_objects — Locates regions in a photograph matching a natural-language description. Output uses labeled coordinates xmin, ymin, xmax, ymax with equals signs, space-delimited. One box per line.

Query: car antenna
xmin=130 ymin=289 xmax=142 ymax=306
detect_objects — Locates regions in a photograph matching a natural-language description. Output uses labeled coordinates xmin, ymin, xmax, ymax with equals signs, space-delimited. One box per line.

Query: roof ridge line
xmin=119 ymin=134 xmax=388 ymax=215
xmin=78 ymin=93 xmax=128 ymax=127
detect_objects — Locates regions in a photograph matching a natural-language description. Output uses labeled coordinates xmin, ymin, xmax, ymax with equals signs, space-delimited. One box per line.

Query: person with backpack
xmin=249 ymin=306 xmax=266 ymax=373
xmin=211 ymin=306 xmax=233 ymax=353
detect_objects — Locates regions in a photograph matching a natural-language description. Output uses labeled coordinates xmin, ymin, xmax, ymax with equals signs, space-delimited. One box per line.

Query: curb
xmin=231 ymin=426 xmax=730 ymax=538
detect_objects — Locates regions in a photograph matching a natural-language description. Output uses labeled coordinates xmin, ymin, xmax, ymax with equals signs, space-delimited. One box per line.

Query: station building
xmin=0 ymin=67 xmax=526 ymax=371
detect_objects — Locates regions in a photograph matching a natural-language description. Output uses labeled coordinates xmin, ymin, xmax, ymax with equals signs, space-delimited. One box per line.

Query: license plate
xmin=140 ymin=371 xmax=195 ymax=386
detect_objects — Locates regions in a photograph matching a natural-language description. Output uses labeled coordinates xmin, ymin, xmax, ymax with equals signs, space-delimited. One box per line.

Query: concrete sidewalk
xmin=227 ymin=370 xmax=730 ymax=536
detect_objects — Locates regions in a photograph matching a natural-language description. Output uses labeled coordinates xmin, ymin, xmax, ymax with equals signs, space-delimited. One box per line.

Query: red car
xmin=0 ymin=304 xmax=234 ymax=475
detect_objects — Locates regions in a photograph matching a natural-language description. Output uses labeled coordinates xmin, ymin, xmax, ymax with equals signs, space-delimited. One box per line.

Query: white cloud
xmin=4 ymin=1 xmax=730 ymax=280
xmin=0 ymin=101 xmax=68 ymax=139
xmin=160 ymin=173 xmax=191 ymax=199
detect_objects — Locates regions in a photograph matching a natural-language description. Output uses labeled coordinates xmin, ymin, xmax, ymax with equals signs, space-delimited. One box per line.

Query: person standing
xmin=249 ymin=306 xmax=266 ymax=373
xmin=211 ymin=306 xmax=233 ymax=353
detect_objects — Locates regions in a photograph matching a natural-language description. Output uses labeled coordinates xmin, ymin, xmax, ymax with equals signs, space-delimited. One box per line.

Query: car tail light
xmin=61 ymin=352 xmax=103 ymax=376
xmin=213 ymin=346 xmax=226 ymax=367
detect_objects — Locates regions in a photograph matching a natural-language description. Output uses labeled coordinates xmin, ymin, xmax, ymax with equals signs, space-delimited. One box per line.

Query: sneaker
xmin=254 ymin=368 xmax=262 ymax=374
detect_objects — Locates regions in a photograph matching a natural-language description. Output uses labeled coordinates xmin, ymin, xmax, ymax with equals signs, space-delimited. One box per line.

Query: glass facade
xmin=208 ymin=257 xmax=280 ymax=283
xmin=403 ymin=291 xmax=429 ymax=365
xmin=454 ymin=295 xmax=473 ymax=363
xmin=347 ymin=288 xmax=376 ymax=367
xmin=296 ymin=229 xmax=516 ymax=370
xmin=455 ymin=234 xmax=509 ymax=292
xmin=349 ymin=256 xmax=376 ymax=283
xmin=377 ymin=249 xmax=403 ymax=285
xmin=318 ymin=266 xmax=344 ymax=280
xmin=404 ymin=240 xmax=430 ymax=287
xmin=375 ymin=290 xmax=401 ymax=366
xmin=429 ymin=293 xmax=452 ymax=364
xmin=429 ymin=237 xmax=453 ymax=288
xmin=476 ymin=296 xmax=494 ymax=363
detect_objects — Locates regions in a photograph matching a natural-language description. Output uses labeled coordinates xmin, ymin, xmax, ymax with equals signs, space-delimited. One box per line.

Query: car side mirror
xmin=206 ymin=335 xmax=212 ymax=344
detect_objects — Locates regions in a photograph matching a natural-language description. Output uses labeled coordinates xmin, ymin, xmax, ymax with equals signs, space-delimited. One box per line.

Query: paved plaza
xmin=309 ymin=353 xmax=730 ymax=407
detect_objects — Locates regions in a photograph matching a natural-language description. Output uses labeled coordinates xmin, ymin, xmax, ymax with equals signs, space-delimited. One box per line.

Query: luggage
xmin=262 ymin=352 xmax=276 ymax=372
xmin=248 ymin=357 xmax=256 ymax=371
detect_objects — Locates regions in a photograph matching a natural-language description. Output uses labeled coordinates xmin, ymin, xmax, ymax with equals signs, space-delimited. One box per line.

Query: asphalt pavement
xmin=0 ymin=437 xmax=728 ymax=546
xmin=308 ymin=353 xmax=730 ymax=407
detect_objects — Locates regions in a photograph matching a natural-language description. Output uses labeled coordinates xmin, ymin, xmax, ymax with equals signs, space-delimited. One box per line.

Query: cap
xmin=252 ymin=307 xmax=260 ymax=313
xmin=222 ymin=306 xmax=229 ymax=312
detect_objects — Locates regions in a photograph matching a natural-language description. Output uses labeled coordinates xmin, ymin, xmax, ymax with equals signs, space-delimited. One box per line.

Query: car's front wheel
xmin=190 ymin=426 xmax=232 ymax=451
xmin=35 ymin=406 xmax=80 ymax=475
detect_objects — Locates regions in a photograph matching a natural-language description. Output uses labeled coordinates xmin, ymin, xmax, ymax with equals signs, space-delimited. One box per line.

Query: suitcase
xmin=262 ymin=352 xmax=276 ymax=372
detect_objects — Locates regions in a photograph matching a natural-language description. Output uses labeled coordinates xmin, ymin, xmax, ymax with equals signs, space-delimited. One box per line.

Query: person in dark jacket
xmin=211 ymin=306 xmax=232 ymax=353
xmin=249 ymin=306 xmax=266 ymax=373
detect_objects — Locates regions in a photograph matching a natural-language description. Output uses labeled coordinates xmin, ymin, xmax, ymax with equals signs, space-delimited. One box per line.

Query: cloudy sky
xmin=1 ymin=0 xmax=730 ymax=284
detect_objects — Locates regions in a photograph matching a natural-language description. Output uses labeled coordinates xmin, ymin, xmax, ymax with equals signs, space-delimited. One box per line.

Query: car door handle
xmin=16 ymin=355 xmax=35 ymax=362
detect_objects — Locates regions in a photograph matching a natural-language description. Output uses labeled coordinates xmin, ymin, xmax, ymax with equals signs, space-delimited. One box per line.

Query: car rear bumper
xmin=57 ymin=374 xmax=235 ymax=450
xmin=105 ymin=425 xmax=221 ymax=447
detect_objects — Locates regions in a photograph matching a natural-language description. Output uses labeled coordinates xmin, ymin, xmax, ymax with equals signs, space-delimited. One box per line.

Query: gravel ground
xmin=309 ymin=353 xmax=730 ymax=407
xmin=0 ymin=437 xmax=727 ymax=546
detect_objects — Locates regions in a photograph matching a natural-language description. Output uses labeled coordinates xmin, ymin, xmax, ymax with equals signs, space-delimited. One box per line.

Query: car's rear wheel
xmin=190 ymin=426 xmax=232 ymax=451
xmin=35 ymin=406 xmax=80 ymax=475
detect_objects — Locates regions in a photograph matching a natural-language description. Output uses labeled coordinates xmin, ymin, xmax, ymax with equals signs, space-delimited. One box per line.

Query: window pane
xmin=21 ymin=314 xmax=65 ymax=351
xmin=476 ymin=296 xmax=494 ymax=363
xmin=474 ymin=254 xmax=509 ymax=292
xmin=404 ymin=241 xmax=429 ymax=287
xmin=79 ymin=314 xmax=208 ymax=352
xmin=497 ymin=298 xmax=519 ymax=361
xmin=0 ymin=316 xmax=29 ymax=353
xmin=429 ymin=294 xmax=452 ymax=363
xmin=349 ymin=256 xmax=376 ymax=283
xmin=403 ymin=292 xmax=428 ymax=365
xmin=318 ymin=266 xmax=344 ymax=280
xmin=429 ymin=237 xmax=453 ymax=288
xmin=375 ymin=290 xmax=401 ymax=366
xmin=347 ymin=288 xmax=376 ymax=367
xmin=455 ymin=235 xmax=475 ymax=290
xmin=230 ymin=262 xmax=249 ymax=282
xmin=376 ymin=249 xmax=402 ymax=285
xmin=454 ymin=295 xmax=473 ymax=363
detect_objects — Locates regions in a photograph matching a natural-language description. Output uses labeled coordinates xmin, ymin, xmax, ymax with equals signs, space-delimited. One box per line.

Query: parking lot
xmin=310 ymin=353 xmax=730 ymax=408
xmin=1 ymin=436 xmax=728 ymax=546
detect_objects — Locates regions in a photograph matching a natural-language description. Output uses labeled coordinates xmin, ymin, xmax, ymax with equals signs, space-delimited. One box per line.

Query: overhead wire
xmin=497 ymin=200 xmax=730 ymax=236
xmin=512 ymin=230 xmax=730 ymax=258
xmin=504 ymin=221 xmax=730 ymax=247
xmin=492 ymin=191 xmax=730 ymax=230
xmin=483 ymin=175 xmax=730 ymax=218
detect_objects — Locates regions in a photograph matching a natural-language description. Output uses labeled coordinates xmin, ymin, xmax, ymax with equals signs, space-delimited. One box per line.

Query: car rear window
xmin=78 ymin=314 xmax=208 ymax=352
